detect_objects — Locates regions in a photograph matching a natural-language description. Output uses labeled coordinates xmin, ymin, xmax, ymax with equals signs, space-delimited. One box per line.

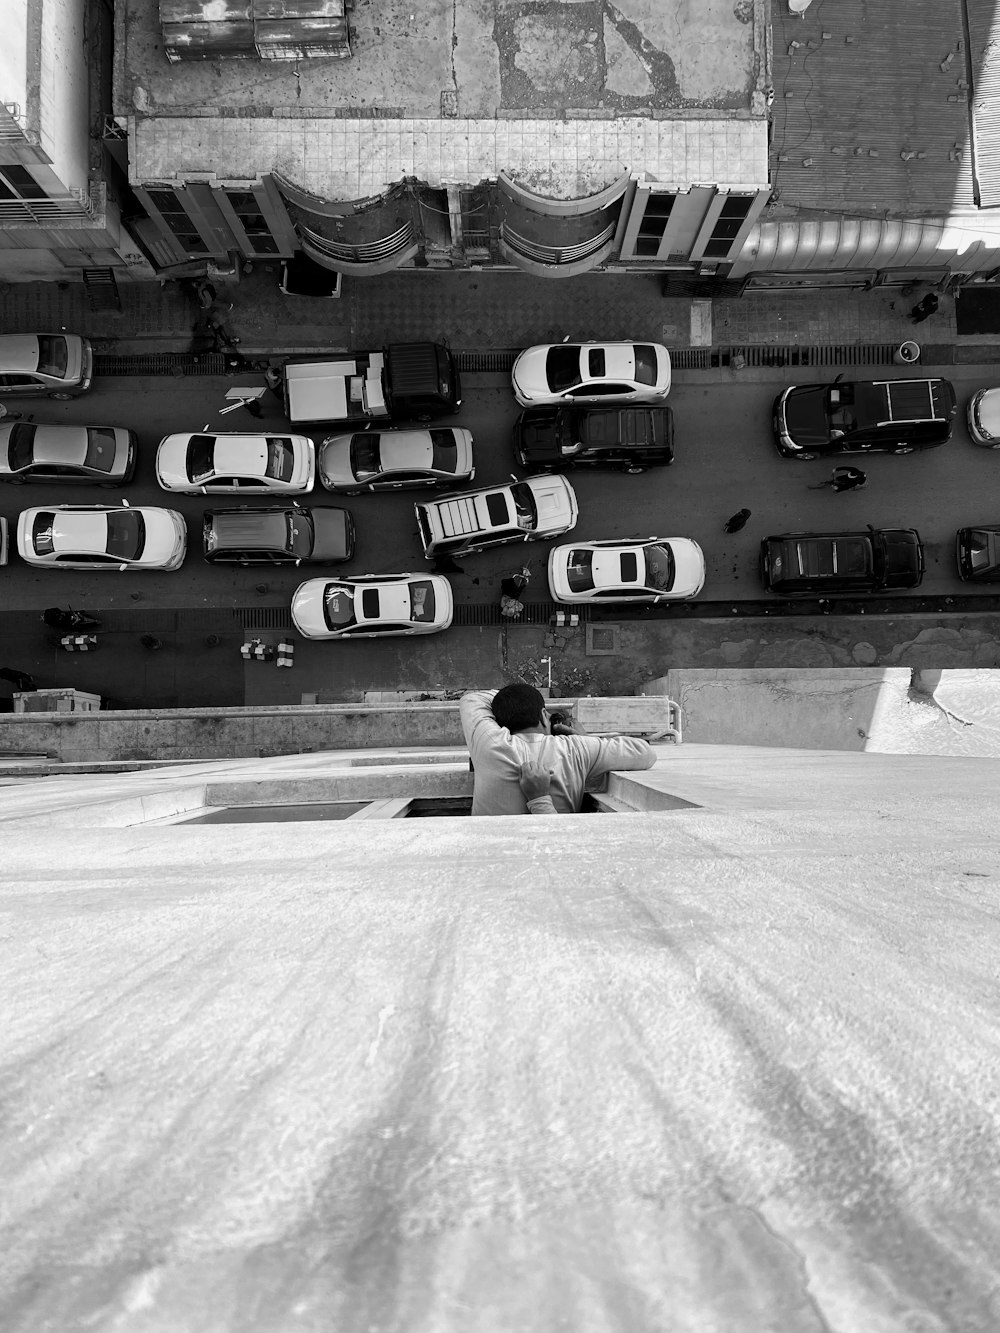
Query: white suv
xmin=415 ymin=475 xmax=578 ymax=560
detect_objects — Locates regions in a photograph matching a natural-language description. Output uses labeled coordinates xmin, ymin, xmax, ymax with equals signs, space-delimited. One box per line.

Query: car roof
xmin=208 ymin=509 xmax=288 ymax=548
xmin=0 ymin=335 xmax=42 ymax=373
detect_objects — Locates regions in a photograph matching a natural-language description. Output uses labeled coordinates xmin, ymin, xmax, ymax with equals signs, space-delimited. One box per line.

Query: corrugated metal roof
xmin=967 ymin=0 xmax=1000 ymax=206
xmin=770 ymin=0 xmax=973 ymax=215
xmin=159 ymin=0 xmax=350 ymax=63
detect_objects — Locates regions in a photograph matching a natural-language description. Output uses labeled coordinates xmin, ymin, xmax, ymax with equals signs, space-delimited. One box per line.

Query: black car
xmin=773 ymin=378 xmax=956 ymax=459
xmin=760 ymin=527 xmax=924 ymax=596
xmin=202 ymin=504 xmax=355 ymax=566
xmin=956 ymin=525 xmax=1000 ymax=582
xmin=513 ymin=404 xmax=673 ymax=472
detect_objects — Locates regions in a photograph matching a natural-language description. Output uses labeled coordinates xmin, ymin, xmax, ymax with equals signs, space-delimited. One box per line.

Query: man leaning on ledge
xmin=460 ymin=685 xmax=657 ymax=816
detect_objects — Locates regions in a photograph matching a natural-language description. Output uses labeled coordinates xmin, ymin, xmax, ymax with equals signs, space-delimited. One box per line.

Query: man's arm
xmin=519 ymin=759 xmax=558 ymax=815
xmin=550 ymin=713 xmax=656 ymax=776
xmin=459 ymin=689 xmax=502 ymax=752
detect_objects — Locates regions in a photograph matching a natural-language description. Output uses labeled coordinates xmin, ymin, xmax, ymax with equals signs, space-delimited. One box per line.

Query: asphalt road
xmin=0 ymin=365 xmax=996 ymax=615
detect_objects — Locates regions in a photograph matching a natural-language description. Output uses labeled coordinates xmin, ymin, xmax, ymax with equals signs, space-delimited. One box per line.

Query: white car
xmin=967 ymin=388 xmax=1000 ymax=448
xmin=0 ymin=333 xmax=92 ymax=399
xmin=511 ymin=341 xmax=671 ymax=408
xmin=291 ymin=572 xmax=454 ymax=640
xmin=156 ymin=432 xmax=315 ymax=494
xmin=16 ymin=502 xmax=187 ymax=571
xmin=0 ymin=422 xmax=136 ymax=485
xmin=548 ymin=536 xmax=705 ymax=604
xmin=318 ymin=426 xmax=474 ymax=492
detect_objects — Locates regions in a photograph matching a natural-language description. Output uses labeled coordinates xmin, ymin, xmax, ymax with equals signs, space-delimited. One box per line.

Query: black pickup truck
xmin=513 ymin=404 xmax=673 ymax=472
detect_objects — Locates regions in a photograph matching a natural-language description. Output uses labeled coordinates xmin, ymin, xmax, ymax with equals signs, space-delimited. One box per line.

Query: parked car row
xmin=9 ymin=501 xmax=355 ymax=571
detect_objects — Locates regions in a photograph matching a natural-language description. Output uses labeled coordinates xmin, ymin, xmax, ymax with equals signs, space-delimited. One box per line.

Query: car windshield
xmin=642 ymin=544 xmax=675 ymax=591
xmin=187 ymin=435 xmax=217 ymax=483
xmin=264 ymin=438 xmax=295 ymax=481
xmin=35 ymin=336 xmax=68 ymax=377
xmin=350 ymin=434 xmax=382 ymax=480
xmin=322 ymin=585 xmax=357 ymax=630
xmin=83 ymin=428 xmax=118 ymax=473
xmin=509 ymin=482 xmax=538 ymax=531
xmin=545 ymin=346 xmax=583 ymax=392
xmin=633 ymin=345 xmax=659 ymax=385
xmin=429 ymin=429 xmax=457 ymax=472
xmin=8 ymin=423 xmax=35 ymax=470
xmin=32 ymin=512 xmax=55 ymax=555
xmin=409 ymin=580 xmax=437 ymax=621
xmin=825 ymin=384 xmax=859 ymax=434
xmin=566 ymin=549 xmax=595 ymax=593
xmin=106 ymin=510 xmax=145 ymax=559
xmin=285 ymin=510 xmax=315 ymax=557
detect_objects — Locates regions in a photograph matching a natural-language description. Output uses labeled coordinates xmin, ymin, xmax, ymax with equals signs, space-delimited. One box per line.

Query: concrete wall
xmin=1 ymin=742 xmax=998 ymax=1330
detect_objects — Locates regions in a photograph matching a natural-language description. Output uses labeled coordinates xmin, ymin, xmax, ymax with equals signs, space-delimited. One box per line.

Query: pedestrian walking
xmin=724 ymin=508 xmax=751 ymax=533
xmin=0 ymin=668 xmax=37 ymax=691
xmin=810 ymin=466 xmax=868 ymax=492
xmin=910 ymin=293 xmax=939 ymax=323
xmin=264 ymin=366 xmax=284 ymax=402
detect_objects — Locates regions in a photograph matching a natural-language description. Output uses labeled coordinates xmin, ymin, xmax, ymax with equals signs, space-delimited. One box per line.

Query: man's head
xmin=492 ymin=683 xmax=547 ymax=735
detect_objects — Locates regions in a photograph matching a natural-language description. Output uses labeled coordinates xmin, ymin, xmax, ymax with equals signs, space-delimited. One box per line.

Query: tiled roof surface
xmin=131 ymin=116 xmax=770 ymax=199
xmin=968 ymin=0 xmax=1000 ymax=206
xmin=769 ymin=0 xmax=974 ymax=215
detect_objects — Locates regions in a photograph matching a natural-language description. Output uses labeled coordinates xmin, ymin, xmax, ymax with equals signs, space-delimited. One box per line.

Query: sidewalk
xmin=0 ymin=268 xmax=969 ymax=356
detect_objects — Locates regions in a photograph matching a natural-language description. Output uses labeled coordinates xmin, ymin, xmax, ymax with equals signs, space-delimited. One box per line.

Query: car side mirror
xmin=119 ymin=563 xmax=129 ymax=572
xmin=121 ymin=498 xmax=130 ymax=507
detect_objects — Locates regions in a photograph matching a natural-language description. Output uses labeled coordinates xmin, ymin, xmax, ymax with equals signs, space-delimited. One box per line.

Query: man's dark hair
xmin=492 ymin=683 xmax=546 ymax=734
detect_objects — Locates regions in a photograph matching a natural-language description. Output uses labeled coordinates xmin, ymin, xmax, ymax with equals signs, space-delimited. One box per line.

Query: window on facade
xmin=701 ymin=196 xmax=754 ymax=259
xmin=146 ymin=188 xmax=209 ymax=254
xmin=634 ymin=193 xmax=674 ymax=257
xmin=0 ymin=166 xmax=48 ymax=200
xmin=225 ymin=189 xmax=279 ymax=254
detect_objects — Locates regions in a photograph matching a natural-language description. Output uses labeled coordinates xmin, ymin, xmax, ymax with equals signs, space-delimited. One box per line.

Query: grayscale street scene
xmin=2 ymin=0 xmax=1000 ymax=1329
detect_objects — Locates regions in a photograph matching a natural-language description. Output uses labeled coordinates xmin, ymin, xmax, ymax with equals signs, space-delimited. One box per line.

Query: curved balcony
xmin=500 ymin=221 xmax=617 ymax=278
xmin=298 ymin=221 xmax=419 ymax=275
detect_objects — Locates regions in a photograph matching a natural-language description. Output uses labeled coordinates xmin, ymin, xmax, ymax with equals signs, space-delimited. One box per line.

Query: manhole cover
xmin=586 ymin=625 xmax=620 ymax=656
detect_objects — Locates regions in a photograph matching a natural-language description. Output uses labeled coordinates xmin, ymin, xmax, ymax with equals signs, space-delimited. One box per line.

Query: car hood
xmin=879 ymin=529 xmax=924 ymax=585
xmin=977 ymin=389 xmax=1000 ymax=437
xmin=524 ymin=474 xmax=578 ymax=527
xmin=782 ymin=386 xmax=831 ymax=447
xmin=291 ymin=579 xmax=331 ymax=632
xmin=665 ymin=539 xmax=706 ymax=597
xmin=511 ymin=346 xmax=551 ymax=396
xmin=309 ymin=508 xmax=352 ymax=560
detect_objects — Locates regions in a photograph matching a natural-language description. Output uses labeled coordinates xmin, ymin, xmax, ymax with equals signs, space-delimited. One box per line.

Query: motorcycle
xmin=41 ymin=607 xmax=102 ymax=632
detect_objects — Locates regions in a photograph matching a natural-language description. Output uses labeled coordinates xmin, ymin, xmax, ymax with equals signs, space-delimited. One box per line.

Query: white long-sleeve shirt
xmin=459 ymin=690 xmax=657 ymax=816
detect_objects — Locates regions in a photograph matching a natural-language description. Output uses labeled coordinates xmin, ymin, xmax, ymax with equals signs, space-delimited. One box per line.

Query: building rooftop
xmin=768 ymin=0 xmax=975 ymax=217
xmin=117 ymin=0 xmax=771 ymax=198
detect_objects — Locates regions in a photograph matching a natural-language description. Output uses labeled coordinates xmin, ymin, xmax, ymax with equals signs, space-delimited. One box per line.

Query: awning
xmin=159 ymin=0 xmax=350 ymax=63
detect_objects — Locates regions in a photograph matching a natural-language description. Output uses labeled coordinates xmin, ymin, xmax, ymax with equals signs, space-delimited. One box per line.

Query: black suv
xmin=202 ymin=504 xmax=355 ymax=566
xmin=773 ymin=377 xmax=956 ymax=458
xmin=513 ymin=404 xmax=673 ymax=472
xmin=760 ymin=527 xmax=924 ymax=596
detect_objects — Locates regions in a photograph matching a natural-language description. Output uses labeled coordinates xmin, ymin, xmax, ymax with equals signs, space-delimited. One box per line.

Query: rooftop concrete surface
xmin=1 ymin=742 xmax=999 ymax=1330
xmin=116 ymin=0 xmax=770 ymax=195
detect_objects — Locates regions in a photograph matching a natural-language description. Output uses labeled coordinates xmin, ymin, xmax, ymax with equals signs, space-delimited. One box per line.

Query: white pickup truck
xmin=283 ymin=342 xmax=461 ymax=427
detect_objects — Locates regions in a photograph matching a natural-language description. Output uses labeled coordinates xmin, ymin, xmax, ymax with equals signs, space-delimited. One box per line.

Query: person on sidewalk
xmin=910 ymin=293 xmax=939 ymax=323
xmin=500 ymin=568 xmax=530 ymax=618
xmin=809 ymin=466 xmax=868 ymax=492
xmin=724 ymin=508 xmax=751 ymax=533
xmin=459 ymin=684 xmax=656 ymax=816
